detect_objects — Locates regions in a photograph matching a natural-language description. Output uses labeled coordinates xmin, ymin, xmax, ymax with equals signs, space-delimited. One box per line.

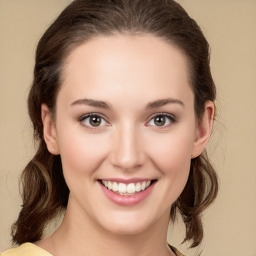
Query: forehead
xmin=59 ymin=34 xmax=193 ymax=107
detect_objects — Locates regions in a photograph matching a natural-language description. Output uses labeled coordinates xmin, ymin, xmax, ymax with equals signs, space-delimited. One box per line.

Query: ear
xmin=191 ymin=101 xmax=214 ymax=158
xmin=41 ymin=104 xmax=59 ymax=155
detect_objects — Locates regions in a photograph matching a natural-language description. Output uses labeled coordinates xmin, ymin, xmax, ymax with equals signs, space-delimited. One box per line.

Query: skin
xmin=38 ymin=34 xmax=214 ymax=256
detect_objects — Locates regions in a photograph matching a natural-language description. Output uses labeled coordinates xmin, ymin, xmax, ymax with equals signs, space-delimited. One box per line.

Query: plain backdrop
xmin=0 ymin=1 xmax=256 ymax=255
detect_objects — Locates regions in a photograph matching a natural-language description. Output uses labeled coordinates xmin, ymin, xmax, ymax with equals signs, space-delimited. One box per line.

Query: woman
xmin=1 ymin=0 xmax=218 ymax=255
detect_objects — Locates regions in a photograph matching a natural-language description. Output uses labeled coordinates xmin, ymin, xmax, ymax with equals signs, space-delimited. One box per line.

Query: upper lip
xmin=98 ymin=178 xmax=156 ymax=184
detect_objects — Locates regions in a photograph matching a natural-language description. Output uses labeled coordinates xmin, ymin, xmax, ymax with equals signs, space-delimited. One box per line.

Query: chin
xmin=98 ymin=211 xmax=159 ymax=236
xmin=105 ymin=222 xmax=150 ymax=236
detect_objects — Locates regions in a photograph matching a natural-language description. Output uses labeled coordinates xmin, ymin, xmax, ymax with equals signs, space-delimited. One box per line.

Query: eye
xmin=79 ymin=114 xmax=108 ymax=128
xmin=147 ymin=113 xmax=176 ymax=127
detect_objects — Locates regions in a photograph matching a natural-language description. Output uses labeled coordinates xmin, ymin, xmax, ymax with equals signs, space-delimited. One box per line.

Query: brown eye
xmin=153 ymin=116 xmax=166 ymax=126
xmin=89 ymin=115 xmax=102 ymax=127
xmin=147 ymin=113 xmax=175 ymax=127
xmin=80 ymin=114 xmax=107 ymax=128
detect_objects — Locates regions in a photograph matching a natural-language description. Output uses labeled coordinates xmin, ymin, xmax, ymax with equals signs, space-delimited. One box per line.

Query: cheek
xmin=145 ymin=128 xmax=195 ymax=181
xmin=141 ymin=128 xmax=196 ymax=208
xmin=56 ymin=125 xmax=109 ymax=178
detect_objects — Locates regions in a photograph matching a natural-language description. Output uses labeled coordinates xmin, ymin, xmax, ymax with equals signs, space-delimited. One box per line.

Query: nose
xmin=109 ymin=123 xmax=145 ymax=172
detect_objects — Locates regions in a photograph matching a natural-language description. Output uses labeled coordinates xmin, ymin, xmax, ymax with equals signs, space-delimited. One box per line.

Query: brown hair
xmin=12 ymin=0 xmax=218 ymax=248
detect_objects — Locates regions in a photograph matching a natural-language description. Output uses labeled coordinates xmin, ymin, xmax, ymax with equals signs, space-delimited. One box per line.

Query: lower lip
xmin=99 ymin=181 xmax=156 ymax=206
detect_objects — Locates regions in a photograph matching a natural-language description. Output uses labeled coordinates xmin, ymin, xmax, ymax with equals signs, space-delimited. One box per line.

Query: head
xmin=12 ymin=0 xmax=218 ymax=248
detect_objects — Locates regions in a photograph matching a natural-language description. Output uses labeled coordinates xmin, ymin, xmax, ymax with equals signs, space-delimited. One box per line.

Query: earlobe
xmin=191 ymin=101 xmax=214 ymax=158
xmin=41 ymin=104 xmax=59 ymax=155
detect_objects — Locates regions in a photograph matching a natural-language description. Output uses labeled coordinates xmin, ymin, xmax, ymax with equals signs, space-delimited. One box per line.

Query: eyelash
xmin=78 ymin=112 xmax=177 ymax=129
xmin=146 ymin=113 xmax=177 ymax=128
xmin=78 ymin=113 xmax=109 ymax=129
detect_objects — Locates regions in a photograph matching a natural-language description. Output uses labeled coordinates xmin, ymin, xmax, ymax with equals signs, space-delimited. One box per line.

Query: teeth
xmin=101 ymin=180 xmax=152 ymax=195
xmin=118 ymin=183 xmax=127 ymax=193
xmin=127 ymin=183 xmax=135 ymax=194
xmin=107 ymin=181 xmax=112 ymax=190
xmin=135 ymin=182 xmax=141 ymax=192
xmin=112 ymin=182 xmax=118 ymax=192
xmin=141 ymin=181 xmax=146 ymax=190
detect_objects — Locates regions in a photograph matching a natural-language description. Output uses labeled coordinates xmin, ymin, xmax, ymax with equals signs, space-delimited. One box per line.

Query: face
xmin=43 ymin=34 xmax=213 ymax=236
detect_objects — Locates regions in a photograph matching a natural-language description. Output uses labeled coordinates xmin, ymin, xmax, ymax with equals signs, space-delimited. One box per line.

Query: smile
xmin=99 ymin=179 xmax=157 ymax=206
xmin=101 ymin=180 xmax=152 ymax=195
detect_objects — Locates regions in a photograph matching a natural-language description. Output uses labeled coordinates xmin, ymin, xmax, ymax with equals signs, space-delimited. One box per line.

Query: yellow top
xmin=1 ymin=243 xmax=185 ymax=256
xmin=1 ymin=243 xmax=52 ymax=256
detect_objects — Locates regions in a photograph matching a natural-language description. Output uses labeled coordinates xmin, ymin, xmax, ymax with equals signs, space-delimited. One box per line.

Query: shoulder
xmin=1 ymin=243 xmax=53 ymax=256
xmin=3 ymin=243 xmax=186 ymax=256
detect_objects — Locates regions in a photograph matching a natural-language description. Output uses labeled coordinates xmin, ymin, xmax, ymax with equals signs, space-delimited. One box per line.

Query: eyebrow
xmin=71 ymin=97 xmax=184 ymax=110
xmin=71 ymin=98 xmax=112 ymax=109
xmin=146 ymin=98 xmax=184 ymax=109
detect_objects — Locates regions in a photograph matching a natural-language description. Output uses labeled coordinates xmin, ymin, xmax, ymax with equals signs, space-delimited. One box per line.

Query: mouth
xmin=99 ymin=179 xmax=157 ymax=196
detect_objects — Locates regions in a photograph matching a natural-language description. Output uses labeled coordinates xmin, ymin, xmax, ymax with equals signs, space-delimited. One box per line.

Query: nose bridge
xmin=110 ymin=120 xmax=144 ymax=171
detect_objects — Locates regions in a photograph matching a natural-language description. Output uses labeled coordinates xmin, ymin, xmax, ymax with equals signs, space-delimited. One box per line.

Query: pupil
xmin=154 ymin=116 xmax=165 ymax=126
xmin=89 ymin=116 xmax=101 ymax=126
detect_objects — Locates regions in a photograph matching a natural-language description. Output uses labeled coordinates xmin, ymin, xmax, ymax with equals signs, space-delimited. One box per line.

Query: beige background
xmin=0 ymin=0 xmax=255 ymax=255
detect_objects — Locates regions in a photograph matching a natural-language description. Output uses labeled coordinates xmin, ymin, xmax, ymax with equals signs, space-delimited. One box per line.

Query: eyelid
xmin=78 ymin=113 xmax=110 ymax=129
xmin=77 ymin=112 xmax=176 ymax=129
xmin=146 ymin=112 xmax=177 ymax=127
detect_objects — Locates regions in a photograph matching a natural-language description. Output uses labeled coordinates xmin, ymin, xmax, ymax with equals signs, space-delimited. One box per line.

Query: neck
xmin=40 ymin=199 xmax=175 ymax=256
